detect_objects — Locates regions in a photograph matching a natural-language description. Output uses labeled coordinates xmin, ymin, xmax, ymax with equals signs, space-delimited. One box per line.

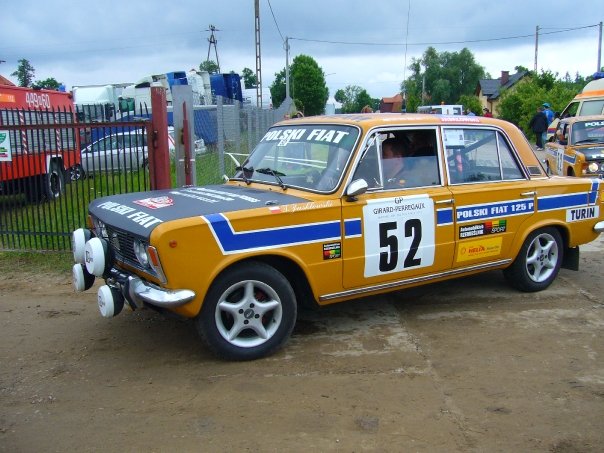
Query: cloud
xmin=2 ymin=0 xmax=602 ymax=100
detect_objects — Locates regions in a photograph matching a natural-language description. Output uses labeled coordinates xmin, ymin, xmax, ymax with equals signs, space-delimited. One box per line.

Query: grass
xmin=1 ymin=147 xmax=247 ymax=253
xmin=0 ymin=250 xmax=73 ymax=275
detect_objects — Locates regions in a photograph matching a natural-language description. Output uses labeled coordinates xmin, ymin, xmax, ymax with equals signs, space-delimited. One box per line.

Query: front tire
xmin=503 ymin=227 xmax=562 ymax=292
xmin=196 ymin=261 xmax=297 ymax=360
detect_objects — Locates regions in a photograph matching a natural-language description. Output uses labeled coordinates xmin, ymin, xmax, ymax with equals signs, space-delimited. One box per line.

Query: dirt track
xmin=1 ymin=235 xmax=603 ymax=452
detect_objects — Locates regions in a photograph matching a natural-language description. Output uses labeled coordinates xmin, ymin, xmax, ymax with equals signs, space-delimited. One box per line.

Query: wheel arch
xmin=204 ymin=254 xmax=317 ymax=313
xmin=46 ymin=155 xmax=65 ymax=173
xmin=508 ymin=219 xmax=570 ymax=267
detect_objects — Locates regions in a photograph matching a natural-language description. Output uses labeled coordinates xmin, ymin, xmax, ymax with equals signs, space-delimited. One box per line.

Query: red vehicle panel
xmin=0 ymin=85 xmax=81 ymax=201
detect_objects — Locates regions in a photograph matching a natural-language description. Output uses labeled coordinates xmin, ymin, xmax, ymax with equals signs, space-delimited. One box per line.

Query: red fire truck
xmin=0 ymin=85 xmax=81 ymax=202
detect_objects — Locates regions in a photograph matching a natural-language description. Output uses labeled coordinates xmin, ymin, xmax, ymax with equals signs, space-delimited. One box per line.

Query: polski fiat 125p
xmin=71 ymin=113 xmax=604 ymax=360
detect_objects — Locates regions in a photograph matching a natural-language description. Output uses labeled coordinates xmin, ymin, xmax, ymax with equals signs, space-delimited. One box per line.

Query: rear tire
xmin=196 ymin=261 xmax=297 ymax=361
xmin=45 ymin=161 xmax=64 ymax=200
xmin=503 ymin=227 xmax=562 ymax=292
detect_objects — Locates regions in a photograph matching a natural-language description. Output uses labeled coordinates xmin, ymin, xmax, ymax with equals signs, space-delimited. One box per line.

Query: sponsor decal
xmin=260 ymin=128 xmax=351 ymax=146
xmin=97 ymin=201 xmax=163 ymax=229
xmin=459 ymin=220 xmax=507 ymax=238
xmin=170 ymin=187 xmax=261 ymax=204
xmin=456 ymin=200 xmax=534 ymax=222
xmin=566 ymin=206 xmax=599 ymax=222
xmin=0 ymin=131 xmax=12 ymax=162
xmin=268 ymin=206 xmax=282 ymax=213
xmin=485 ymin=219 xmax=507 ymax=234
xmin=440 ymin=116 xmax=481 ymax=123
xmin=457 ymin=237 xmax=502 ymax=262
xmin=133 ymin=196 xmax=174 ymax=209
xmin=284 ymin=200 xmax=334 ymax=213
xmin=323 ymin=242 xmax=341 ymax=260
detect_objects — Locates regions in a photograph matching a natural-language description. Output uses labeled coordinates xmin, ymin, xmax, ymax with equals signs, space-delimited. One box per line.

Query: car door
xmin=443 ymin=126 xmax=537 ymax=268
xmin=122 ymin=132 xmax=147 ymax=170
xmin=341 ymin=127 xmax=455 ymax=290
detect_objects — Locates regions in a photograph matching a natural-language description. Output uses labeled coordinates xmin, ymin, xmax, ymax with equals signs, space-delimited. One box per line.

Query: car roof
xmin=277 ymin=112 xmax=509 ymax=129
xmin=275 ymin=112 xmax=544 ymax=172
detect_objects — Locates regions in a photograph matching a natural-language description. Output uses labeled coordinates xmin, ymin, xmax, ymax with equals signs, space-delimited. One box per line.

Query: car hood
xmin=89 ymin=184 xmax=312 ymax=238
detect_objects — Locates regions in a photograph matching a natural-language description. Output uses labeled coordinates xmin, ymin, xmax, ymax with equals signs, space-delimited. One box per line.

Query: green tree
xmin=335 ymin=85 xmax=362 ymax=113
xmin=32 ymin=77 xmax=61 ymax=90
xmin=269 ymin=69 xmax=287 ymax=109
xmin=356 ymin=89 xmax=378 ymax=112
xmin=11 ymin=58 xmax=35 ymax=87
xmin=241 ymin=67 xmax=257 ymax=89
xmin=497 ymin=71 xmax=582 ymax=137
xmin=335 ymin=85 xmax=378 ymax=113
xmin=199 ymin=60 xmax=220 ymax=74
xmin=270 ymin=55 xmax=329 ymax=116
xmin=458 ymin=95 xmax=482 ymax=116
xmin=402 ymin=47 xmax=485 ymax=107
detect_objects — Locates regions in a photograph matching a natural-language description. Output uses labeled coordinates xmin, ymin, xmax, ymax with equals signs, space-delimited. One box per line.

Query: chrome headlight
xmin=133 ymin=239 xmax=150 ymax=268
xmin=94 ymin=219 xmax=108 ymax=240
xmin=588 ymin=162 xmax=599 ymax=173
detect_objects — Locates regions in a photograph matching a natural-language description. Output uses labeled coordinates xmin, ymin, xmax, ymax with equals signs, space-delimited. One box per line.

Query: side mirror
xmin=345 ymin=179 xmax=368 ymax=201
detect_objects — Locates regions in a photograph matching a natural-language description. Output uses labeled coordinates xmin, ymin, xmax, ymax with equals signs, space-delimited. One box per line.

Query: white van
xmin=547 ymin=73 xmax=604 ymax=140
xmin=417 ymin=104 xmax=463 ymax=115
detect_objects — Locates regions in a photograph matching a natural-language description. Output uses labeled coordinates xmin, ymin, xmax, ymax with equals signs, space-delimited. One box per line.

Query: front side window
xmin=562 ymin=101 xmax=580 ymax=118
xmin=233 ymin=124 xmax=359 ymax=192
xmin=352 ymin=128 xmax=440 ymax=190
xmin=444 ymin=128 xmax=524 ymax=184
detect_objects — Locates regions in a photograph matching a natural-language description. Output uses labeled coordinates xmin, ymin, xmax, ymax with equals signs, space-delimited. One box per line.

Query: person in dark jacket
xmin=529 ymin=106 xmax=548 ymax=150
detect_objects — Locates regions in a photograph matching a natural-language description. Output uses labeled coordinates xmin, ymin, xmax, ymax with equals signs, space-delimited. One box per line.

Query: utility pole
xmin=534 ymin=25 xmax=539 ymax=72
xmin=285 ymin=36 xmax=291 ymax=102
xmin=598 ymin=21 xmax=602 ymax=72
xmin=206 ymin=25 xmax=220 ymax=73
xmin=254 ymin=0 xmax=263 ymax=108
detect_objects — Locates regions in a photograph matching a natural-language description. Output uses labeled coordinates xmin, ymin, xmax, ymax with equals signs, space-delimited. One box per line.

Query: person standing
xmin=542 ymin=102 xmax=555 ymax=145
xmin=542 ymin=103 xmax=554 ymax=124
xmin=483 ymin=107 xmax=493 ymax=117
xmin=529 ymin=106 xmax=548 ymax=150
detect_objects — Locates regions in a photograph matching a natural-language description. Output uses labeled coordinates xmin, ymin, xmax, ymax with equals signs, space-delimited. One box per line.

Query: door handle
xmin=520 ymin=191 xmax=536 ymax=197
xmin=435 ymin=199 xmax=454 ymax=205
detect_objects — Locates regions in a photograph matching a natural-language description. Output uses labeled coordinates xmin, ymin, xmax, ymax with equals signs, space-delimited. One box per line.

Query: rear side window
xmin=443 ymin=128 xmax=524 ymax=184
xmin=578 ymin=99 xmax=604 ymax=116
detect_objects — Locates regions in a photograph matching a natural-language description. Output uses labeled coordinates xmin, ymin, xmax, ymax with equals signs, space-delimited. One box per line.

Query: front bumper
xmin=113 ymin=269 xmax=195 ymax=309
xmin=72 ymin=228 xmax=196 ymax=316
xmin=595 ymin=221 xmax=604 ymax=233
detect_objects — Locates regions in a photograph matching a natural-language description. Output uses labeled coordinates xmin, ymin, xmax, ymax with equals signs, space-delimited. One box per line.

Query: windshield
xmin=570 ymin=119 xmax=604 ymax=145
xmin=233 ymin=124 xmax=359 ymax=192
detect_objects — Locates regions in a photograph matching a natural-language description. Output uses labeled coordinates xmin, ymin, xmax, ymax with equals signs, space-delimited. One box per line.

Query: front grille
xmin=91 ymin=216 xmax=156 ymax=277
xmin=106 ymin=226 xmax=138 ymax=263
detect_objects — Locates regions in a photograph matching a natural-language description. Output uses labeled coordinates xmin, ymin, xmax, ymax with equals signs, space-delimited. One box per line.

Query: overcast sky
xmin=1 ymin=0 xmax=603 ymax=104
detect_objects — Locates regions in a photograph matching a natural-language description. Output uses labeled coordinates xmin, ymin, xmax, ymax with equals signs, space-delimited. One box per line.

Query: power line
xmin=290 ymin=24 xmax=599 ymax=47
xmin=266 ymin=0 xmax=284 ymax=43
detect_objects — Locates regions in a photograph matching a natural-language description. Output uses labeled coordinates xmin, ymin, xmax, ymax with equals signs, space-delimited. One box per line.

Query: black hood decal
xmin=89 ymin=185 xmax=311 ymax=238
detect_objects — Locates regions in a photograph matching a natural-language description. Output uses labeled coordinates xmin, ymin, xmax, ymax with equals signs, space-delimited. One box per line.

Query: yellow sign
xmin=457 ymin=236 xmax=502 ymax=262
xmin=0 ymin=93 xmax=16 ymax=104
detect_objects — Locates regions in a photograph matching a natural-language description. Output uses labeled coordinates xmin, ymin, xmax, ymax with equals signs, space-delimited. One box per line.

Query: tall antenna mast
xmin=206 ymin=24 xmax=221 ymax=73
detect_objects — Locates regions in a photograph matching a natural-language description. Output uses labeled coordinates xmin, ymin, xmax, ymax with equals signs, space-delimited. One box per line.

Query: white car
xmin=80 ymin=131 xmax=176 ymax=176
xmin=168 ymin=126 xmax=207 ymax=155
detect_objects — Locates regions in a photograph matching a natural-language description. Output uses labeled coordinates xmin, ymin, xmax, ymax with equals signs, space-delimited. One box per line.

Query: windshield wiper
xmin=256 ymin=167 xmax=287 ymax=189
xmin=234 ymin=165 xmax=254 ymax=185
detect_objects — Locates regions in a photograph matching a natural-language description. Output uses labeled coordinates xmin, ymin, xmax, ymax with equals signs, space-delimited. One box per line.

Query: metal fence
xmin=0 ymin=97 xmax=281 ymax=252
